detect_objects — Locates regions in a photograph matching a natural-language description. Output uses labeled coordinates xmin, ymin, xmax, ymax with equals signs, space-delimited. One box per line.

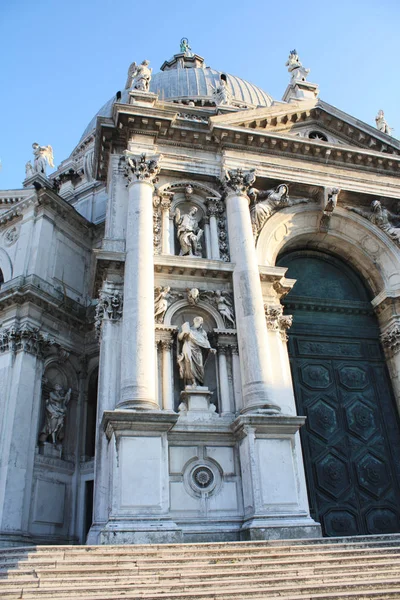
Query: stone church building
xmin=1 ymin=43 xmax=400 ymax=548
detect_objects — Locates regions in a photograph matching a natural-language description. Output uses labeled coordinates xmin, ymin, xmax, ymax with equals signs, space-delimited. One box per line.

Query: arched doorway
xmin=277 ymin=249 xmax=400 ymax=537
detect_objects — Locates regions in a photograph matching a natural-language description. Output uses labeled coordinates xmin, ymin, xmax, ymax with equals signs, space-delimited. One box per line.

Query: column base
xmin=116 ymin=399 xmax=160 ymax=411
xmin=241 ymin=382 xmax=281 ymax=414
xmin=240 ymin=517 xmax=322 ymax=541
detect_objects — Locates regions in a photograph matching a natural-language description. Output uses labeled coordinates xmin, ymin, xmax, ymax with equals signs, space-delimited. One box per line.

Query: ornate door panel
xmin=279 ymin=251 xmax=400 ymax=537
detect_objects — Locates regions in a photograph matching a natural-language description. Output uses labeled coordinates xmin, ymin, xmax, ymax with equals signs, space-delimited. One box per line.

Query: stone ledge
xmin=232 ymin=414 xmax=306 ymax=438
xmin=102 ymin=409 xmax=179 ymax=439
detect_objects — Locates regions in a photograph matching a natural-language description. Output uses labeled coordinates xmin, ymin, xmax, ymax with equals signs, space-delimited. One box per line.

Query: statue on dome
xmin=346 ymin=200 xmax=400 ymax=244
xmin=125 ymin=60 xmax=152 ymax=92
xmin=180 ymin=38 xmax=193 ymax=57
xmin=177 ymin=317 xmax=216 ymax=386
xmin=249 ymin=183 xmax=308 ymax=239
xmin=375 ymin=110 xmax=393 ymax=136
xmin=212 ymin=76 xmax=232 ymax=106
xmin=32 ymin=143 xmax=54 ymax=175
xmin=174 ymin=206 xmax=204 ymax=257
xmin=286 ymin=49 xmax=310 ymax=82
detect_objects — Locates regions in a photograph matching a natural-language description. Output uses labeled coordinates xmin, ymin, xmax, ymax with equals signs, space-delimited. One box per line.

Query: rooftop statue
xmin=125 ymin=60 xmax=152 ymax=92
xmin=177 ymin=317 xmax=216 ymax=386
xmin=375 ymin=110 xmax=393 ymax=136
xmin=180 ymin=37 xmax=193 ymax=57
xmin=346 ymin=200 xmax=400 ymax=245
xmin=174 ymin=206 xmax=203 ymax=257
xmin=212 ymin=77 xmax=232 ymax=106
xmin=286 ymin=49 xmax=310 ymax=82
xmin=32 ymin=143 xmax=54 ymax=175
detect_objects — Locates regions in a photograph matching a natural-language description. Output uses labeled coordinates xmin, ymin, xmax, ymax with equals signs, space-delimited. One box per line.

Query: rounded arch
xmin=256 ymin=205 xmax=400 ymax=298
xmin=164 ymin=299 xmax=224 ymax=329
xmin=0 ymin=248 xmax=13 ymax=282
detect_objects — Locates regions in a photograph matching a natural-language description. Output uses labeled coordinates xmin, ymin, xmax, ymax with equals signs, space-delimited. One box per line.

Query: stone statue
xmin=346 ymin=200 xmax=400 ymax=244
xmin=249 ymin=184 xmax=308 ymax=239
xmin=180 ymin=38 xmax=193 ymax=56
xmin=214 ymin=290 xmax=235 ymax=328
xmin=126 ymin=60 xmax=152 ymax=92
xmin=25 ymin=161 xmax=34 ymax=178
xmin=212 ymin=78 xmax=232 ymax=106
xmin=320 ymin=187 xmax=340 ymax=232
xmin=154 ymin=286 xmax=172 ymax=323
xmin=375 ymin=110 xmax=393 ymax=136
xmin=174 ymin=206 xmax=203 ymax=256
xmin=177 ymin=317 xmax=216 ymax=386
xmin=41 ymin=384 xmax=71 ymax=444
xmin=32 ymin=143 xmax=54 ymax=175
xmin=286 ymin=49 xmax=310 ymax=82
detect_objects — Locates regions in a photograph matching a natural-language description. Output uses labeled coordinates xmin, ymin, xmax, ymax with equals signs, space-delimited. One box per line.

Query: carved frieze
xmin=0 ymin=324 xmax=55 ymax=356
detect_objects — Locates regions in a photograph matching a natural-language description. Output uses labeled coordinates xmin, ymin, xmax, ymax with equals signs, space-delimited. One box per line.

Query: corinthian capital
xmin=224 ymin=167 xmax=256 ymax=196
xmin=123 ymin=152 xmax=162 ymax=185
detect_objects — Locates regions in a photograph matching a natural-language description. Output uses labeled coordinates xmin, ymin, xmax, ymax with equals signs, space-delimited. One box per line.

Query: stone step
xmin=2 ymin=577 xmax=400 ymax=600
xmin=3 ymin=546 xmax=400 ymax=570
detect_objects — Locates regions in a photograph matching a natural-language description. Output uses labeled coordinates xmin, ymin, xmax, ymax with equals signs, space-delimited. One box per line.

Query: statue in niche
xmin=32 ymin=143 xmax=54 ymax=175
xmin=249 ymin=184 xmax=308 ymax=239
xmin=346 ymin=200 xmax=400 ymax=244
xmin=375 ymin=110 xmax=393 ymax=136
xmin=177 ymin=317 xmax=216 ymax=386
xmin=40 ymin=384 xmax=71 ymax=444
xmin=286 ymin=49 xmax=310 ymax=81
xmin=126 ymin=60 xmax=152 ymax=91
xmin=174 ymin=206 xmax=203 ymax=256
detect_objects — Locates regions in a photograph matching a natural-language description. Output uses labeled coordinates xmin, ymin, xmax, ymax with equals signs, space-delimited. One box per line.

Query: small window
xmin=309 ymin=131 xmax=328 ymax=142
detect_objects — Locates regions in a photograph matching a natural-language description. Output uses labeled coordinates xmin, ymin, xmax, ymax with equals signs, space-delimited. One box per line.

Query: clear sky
xmin=1 ymin=0 xmax=399 ymax=190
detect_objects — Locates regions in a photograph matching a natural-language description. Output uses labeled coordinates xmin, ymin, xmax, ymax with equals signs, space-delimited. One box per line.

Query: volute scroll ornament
xmin=123 ymin=153 xmax=162 ymax=185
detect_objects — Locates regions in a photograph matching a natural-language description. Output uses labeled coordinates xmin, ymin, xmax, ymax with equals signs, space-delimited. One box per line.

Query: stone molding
xmin=123 ymin=153 xmax=162 ymax=185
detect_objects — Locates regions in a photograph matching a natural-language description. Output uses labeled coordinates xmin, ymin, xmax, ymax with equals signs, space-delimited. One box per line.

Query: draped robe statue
xmin=177 ymin=317 xmax=216 ymax=386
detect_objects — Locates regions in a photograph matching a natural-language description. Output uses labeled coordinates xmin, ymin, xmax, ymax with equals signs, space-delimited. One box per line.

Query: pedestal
xmin=97 ymin=410 xmax=182 ymax=545
xmin=232 ymin=414 xmax=321 ymax=540
xmin=178 ymin=386 xmax=219 ymax=421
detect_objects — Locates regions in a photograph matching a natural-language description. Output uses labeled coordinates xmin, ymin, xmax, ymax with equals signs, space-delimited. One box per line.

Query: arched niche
xmin=0 ymin=248 xmax=13 ymax=282
xmin=39 ymin=360 xmax=77 ymax=456
xmin=169 ymin=303 xmax=219 ymax=412
xmin=256 ymin=205 xmax=400 ymax=298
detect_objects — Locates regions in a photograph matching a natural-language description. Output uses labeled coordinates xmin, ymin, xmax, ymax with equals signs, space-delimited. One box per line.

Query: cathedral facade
xmin=1 ymin=44 xmax=400 ymax=547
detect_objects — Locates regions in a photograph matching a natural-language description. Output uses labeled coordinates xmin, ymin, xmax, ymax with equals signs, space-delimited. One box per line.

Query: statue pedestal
xmin=39 ymin=442 xmax=62 ymax=459
xmin=178 ymin=386 xmax=218 ymax=421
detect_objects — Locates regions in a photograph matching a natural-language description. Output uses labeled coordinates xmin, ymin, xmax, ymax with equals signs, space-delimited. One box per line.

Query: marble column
xmin=204 ymin=217 xmax=212 ymax=259
xmin=206 ymin=197 xmax=221 ymax=260
xmin=217 ymin=345 xmax=231 ymax=414
xmin=119 ymin=153 xmax=162 ymax=410
xmin=161 ymin=339 xmax=174 ymax=411
xmin=225 ymin=168 xmax=280 ymax=414
xmin=160 ymin=193 xmax=173 ymax=255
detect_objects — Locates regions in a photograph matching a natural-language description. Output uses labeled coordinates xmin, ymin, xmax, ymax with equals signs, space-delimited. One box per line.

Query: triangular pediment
xmin=210 ymin=100 xmax=400 ymax=155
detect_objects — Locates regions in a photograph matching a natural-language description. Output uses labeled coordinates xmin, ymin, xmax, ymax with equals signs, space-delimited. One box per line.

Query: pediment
xmin=210 ymin=100 xmax=400 ymax=155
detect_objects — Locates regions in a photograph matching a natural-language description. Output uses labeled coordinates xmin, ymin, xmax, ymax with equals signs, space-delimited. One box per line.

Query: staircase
xmin=1 ymin=535 xmax=400 ymax=599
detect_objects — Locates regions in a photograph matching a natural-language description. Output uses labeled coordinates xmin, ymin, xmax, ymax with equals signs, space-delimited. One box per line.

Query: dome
xmin=78 ymin=52 xmax=273 ymax=143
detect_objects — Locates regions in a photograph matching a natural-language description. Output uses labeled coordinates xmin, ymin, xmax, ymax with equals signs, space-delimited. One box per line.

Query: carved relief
xmin=346 ymin=200 xmax=400 ymax=246
xmin=3 ymin=224 xmax=20 ymax=246
xmin=0 ymin=324 xmax=55 ymax=356
xmin=123 ymin=153 xmax=161 ymax=184
xmin=249 ymin=184 xmax=308 ymax=240
xmin=381 ymin=324 xmax=400 ymax=356
xmin=152 ymin=195 xmax=162 ymax=254
xmin=264 ymin=304 xmax=292 ymax=341
xmin=95 ymin=289 xmax=123 ymax=337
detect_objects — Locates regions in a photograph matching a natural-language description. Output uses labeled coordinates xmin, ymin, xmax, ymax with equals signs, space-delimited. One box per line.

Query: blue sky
xmin=1 ymin=0 xmax=399 ymax=190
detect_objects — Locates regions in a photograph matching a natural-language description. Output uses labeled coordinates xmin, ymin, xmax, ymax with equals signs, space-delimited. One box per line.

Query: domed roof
xmin=78 ymin=50 xmax=273 ymax=144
